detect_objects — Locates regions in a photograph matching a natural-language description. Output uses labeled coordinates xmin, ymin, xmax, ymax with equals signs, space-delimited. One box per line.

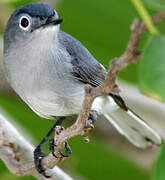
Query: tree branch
xmin=0 ymin=112 xmax=74 ymax=180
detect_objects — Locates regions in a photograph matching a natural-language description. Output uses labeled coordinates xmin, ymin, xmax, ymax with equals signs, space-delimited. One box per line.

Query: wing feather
xmin=58 ymin=31 xmax=106 ymax=87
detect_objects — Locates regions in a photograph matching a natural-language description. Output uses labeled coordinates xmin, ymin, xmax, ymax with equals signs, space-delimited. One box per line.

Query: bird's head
xmin=4 ymin=3 xmax=63 ymax=51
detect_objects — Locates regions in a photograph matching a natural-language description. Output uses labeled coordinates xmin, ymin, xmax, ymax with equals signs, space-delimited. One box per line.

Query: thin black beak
xmin=45 ymin=18 xmax=63 ymax=26
xmin=53 ymin=18 xmax=63 ymax=25
xmin=35 ymin=18 xmax=63 ymax=31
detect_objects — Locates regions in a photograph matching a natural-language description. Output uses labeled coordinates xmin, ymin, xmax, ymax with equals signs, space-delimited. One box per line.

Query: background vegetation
xmin=0 ymin=0 xmax=165 ymax=179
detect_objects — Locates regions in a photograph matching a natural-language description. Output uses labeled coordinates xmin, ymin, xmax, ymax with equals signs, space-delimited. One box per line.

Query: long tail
xmin=99 ymin=95 xmax=162 ymax=148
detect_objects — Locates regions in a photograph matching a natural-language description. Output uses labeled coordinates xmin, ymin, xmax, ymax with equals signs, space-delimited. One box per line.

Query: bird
xmin=3 ymin=2 xmax=162 ymax=177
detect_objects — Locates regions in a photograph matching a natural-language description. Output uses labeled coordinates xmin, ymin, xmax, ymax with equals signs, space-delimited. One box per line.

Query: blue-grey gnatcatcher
xmin=3 ymin=3 xmax=162 ymax=177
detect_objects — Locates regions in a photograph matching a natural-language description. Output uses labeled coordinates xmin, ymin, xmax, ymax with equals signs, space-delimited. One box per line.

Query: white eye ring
xmin=19 ymin=16 xmax=31 ymax=31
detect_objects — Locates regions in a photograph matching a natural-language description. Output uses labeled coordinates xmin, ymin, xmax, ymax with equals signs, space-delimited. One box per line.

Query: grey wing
xmin=58 ymin=31 xmax=106 ymax=87
xmin=58 ymin=31 xmax=127 ymax=110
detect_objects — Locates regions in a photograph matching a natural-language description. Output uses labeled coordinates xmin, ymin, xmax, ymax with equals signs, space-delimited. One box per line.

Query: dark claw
xmin=60 ymin=141 xmax=72 ymax=157
xmin=87 ymin=110 xmax=98 ymax=125
xmin=34 ymin=117 xmax=66 ymax=177
xmin=41 ymin=171 xmax=51 ymax=178
xmin=50 ymin=138 xmax=72 ymax=158
xmin=49 ymin=138 xmax=59 ymax=158
xmin=84 ymin=110 xmax=98 ymax=132
xmin=34 ymin=148 xmax=50 ymax=178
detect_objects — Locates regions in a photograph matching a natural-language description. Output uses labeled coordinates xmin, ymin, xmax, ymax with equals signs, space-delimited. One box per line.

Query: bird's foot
xmin=84 ymin=110 xmax=98 ymax=131
xmin=49 ymin=138 xmax=72 ymax=158
xmin=33 ymin=111 xmax=97 ymax=178
xmin=34 ymin=147 xmax=51 ymax=178
xmin=34 ymin=138 xmax=72 ymax=178
xmin=34 ymin=117 xmax=66 ymax=178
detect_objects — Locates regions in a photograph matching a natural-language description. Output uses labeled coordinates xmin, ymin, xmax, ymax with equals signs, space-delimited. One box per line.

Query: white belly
xmin=23 ymin=89 xmax=85 ymax=119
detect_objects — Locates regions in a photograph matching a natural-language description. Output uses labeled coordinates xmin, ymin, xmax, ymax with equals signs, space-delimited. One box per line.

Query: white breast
xmin=4 ymin=26 xmax=86 ymax=119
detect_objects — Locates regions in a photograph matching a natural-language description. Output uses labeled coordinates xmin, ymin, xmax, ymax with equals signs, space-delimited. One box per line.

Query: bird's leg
xmin=34 ymin=117 xmax=65 ymax=178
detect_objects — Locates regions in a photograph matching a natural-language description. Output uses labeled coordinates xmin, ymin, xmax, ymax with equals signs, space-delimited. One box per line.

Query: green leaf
xmin=154 ymin=144 xmax=165 ymax=180
xmin=143 ymin=0 xmax=165 ymax=11
xmin=139 ymin=35 xmax=165 ymax=101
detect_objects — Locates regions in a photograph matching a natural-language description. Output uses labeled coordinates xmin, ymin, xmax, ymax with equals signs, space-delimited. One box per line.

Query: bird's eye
xmin=19 ymin=16 xmax=31 ymax=30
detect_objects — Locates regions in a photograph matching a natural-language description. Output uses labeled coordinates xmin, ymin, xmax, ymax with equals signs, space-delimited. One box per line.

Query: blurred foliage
xmin=136 ymin=0 xmax=165 ymax=103
xmin=0 ymin=0 xmax=23 ymax=4
xmin=132 ymin=0 xmax=159 ymax=35
xmin=139 ymin=35 xmax=165 ymax=101
xmin=143 ymin=0 xmax=165 ymax=11
xmin=0 ymin=0 xmax=38 ymax=6
xmin=0 ymin=0 xmax=165 ymax=179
